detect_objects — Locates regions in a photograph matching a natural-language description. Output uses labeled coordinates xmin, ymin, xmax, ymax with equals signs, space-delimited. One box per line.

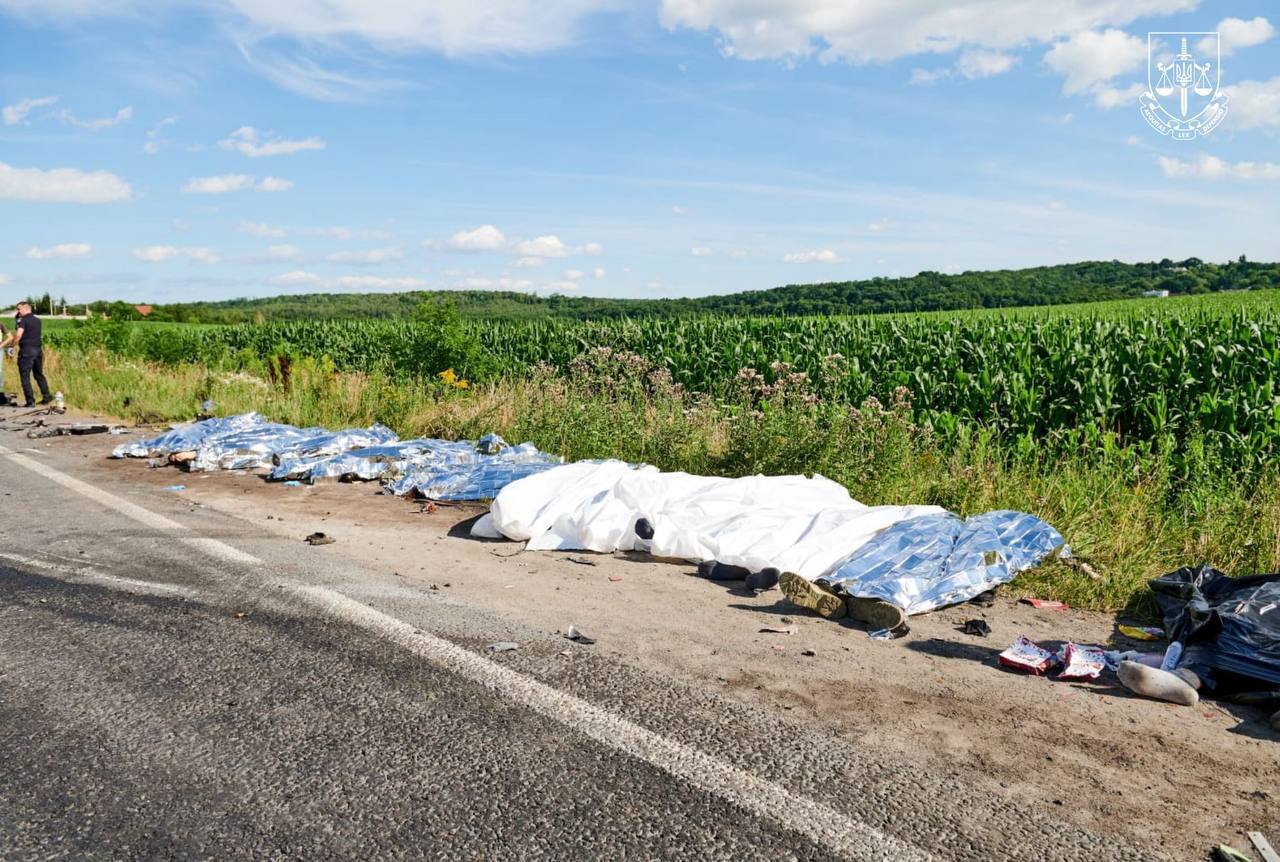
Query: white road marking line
xmin=0 ymin=551 xmax=198 ymax=599
xmin=0 ymin=444 xmax=183 ymax=532
xmin=0 ymin=444 xmax=933 ymax=861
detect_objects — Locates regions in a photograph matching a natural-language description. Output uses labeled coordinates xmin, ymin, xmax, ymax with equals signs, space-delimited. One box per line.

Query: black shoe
xmin=745 ymin=567 xmax=780 ymax=591
xmin=22 ymin=403 xmax=36 ymax=408
xmin=39 ymin=397 xmax=53 ymax=406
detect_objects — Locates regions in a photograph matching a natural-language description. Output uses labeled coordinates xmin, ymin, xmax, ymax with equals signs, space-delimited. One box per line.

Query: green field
xmin=33 ymin=288 xmax=1280 ymax=614
xmin=47 ymin=289 xmax=1280 ymax=474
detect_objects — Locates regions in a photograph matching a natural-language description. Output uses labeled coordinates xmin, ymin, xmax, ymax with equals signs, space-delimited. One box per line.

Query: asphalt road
xmin=0 ymin=433 xmax=1171 ymax=861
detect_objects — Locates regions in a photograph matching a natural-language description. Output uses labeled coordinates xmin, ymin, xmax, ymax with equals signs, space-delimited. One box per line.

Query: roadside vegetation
xmin=29 ymin=288 xmax=1280 ymax=616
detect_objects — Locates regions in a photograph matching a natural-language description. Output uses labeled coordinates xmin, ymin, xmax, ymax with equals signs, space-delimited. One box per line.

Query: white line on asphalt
xmin=0 ymin=442 xmax=933 ymax=861
xmin=0 ymin=444 xmax=183 ymax=532
xmin=0 ymin=550 xmax=198 ymax=599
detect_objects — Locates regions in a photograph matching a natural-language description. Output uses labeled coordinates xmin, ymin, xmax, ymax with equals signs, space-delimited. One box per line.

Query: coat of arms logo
xmin=1140 ymin=32 xmax=1229 ymax=139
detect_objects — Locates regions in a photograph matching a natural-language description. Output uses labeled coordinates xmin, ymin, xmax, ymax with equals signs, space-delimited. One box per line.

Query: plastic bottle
xmin=54 ymin=391 xmax=65 ymax=411
xmin=1159 ymin=641 xmax=1183 ymax=672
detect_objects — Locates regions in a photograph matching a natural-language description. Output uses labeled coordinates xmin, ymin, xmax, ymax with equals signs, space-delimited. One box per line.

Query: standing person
xmin=12 ymin=301 xmax=52 ymax=407
xmin=0 ymin=319 xmax=11 ymax=405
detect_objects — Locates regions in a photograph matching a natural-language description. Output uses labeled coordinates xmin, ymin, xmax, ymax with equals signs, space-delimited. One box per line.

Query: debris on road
xmin=1118 ymin=625 xmax=1164 ymax=641
xmin=1213 ymin=845 xmax=1254 ymax=862
xmin=564 ymin=556 xmax=597 ymax=566
xmin=759 ymin=624 xmax=797 ymax=635
xmin=801 ymin=648 xmax=816 ymax=657
xmin=961 ymin=619 xmax=991 ymax=637
xmin=1249 ymin=831 xmax=1279 ymax=862
xmin=487 ymin=642 xmax=519 ymax=652
xmin=162 ymin=485 xmax=186 ymax=493
xmin=1021 ymin=598 xmax=1069 ymax=611
xmin=1057 ymin=642 xmax=1106 ymax=680
xmin=305 ymin=532 xmax=335 ymax=546
xmin=563 ymin=625 xmax=596 ymax=645
xmin=607 ymin=575 xmax=622 ymax=582
xmin=998 ymin=636 xmax=1058 ymax=674
xmin=968 ymin=589 xmax=996 ymax=608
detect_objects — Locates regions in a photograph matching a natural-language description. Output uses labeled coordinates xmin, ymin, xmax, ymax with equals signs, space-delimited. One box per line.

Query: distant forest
xmin=48 ymin=257 xmax=1280 ymax=324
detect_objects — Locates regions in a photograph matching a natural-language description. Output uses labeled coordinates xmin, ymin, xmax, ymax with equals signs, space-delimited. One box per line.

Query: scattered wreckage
xmin=115 ymin=413 xmax=1280 ymax=735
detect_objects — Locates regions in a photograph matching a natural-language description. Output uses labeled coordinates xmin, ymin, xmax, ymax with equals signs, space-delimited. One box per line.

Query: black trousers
xmin=18 ymin=351 xmax=51 ymax=405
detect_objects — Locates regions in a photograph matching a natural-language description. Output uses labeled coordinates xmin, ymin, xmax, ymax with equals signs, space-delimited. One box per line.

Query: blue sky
xmin=1 ymin=1 xmax=1278 ymax=304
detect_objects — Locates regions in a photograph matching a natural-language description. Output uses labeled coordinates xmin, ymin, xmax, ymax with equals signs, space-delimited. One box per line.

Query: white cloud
xmin=144 ymin=116 xmax=177 ymax=155
xmin=182 ymin=173 xmax=255 ymax=194
xmin=1092 ymin=82 xmax=1144 ymax=108
xmin=659 ymin=0 xmax=1195 ymax=63
xmin=0 ymin=273 xmax=8 ymax=286
xmin=1043 ymin=28 xmax=1145 ymax=107
xmin=257 ymin=176 xmax=293 ymax=192
xmin=1157 ymin=154 xmax=1280 ymax=180
xmin=266 ymin=270 xmax=427 ymax=290
xmin=332 ymin=275 xmax=427 ymax=290
xmin=671 ymin=205 xmax=688 ymax=214
xmin=784 ymin=249 xmax=842 ymax=263
xmin=269 ymin=270 xmax=322 ymax=286
xmin=691 ymin=246 xmax=714 ymax=256
xmin=593 ymin=267 xmax=605 ymax=278
xmin=300 ymin=224 xmax=389 ymax=240
xmin=133 ymin=245 xmax=222 ymax=264
xmin=514 ymin=256 xmax=544 ymax=268
xmin=1225 ymin=75 xmax=1280 ymax=131
xmin=239 ymin=219 xmax=287 ymax=238
xmin=1047 ymin=200 xmax=1066 ymax=211
xmin=186 ymin=247 xmax=222 ymax=265
xmin=3 ymin=95 xmax=58 ymax=125
xmin=0 ymin=161 xmax=132 ymax=203
xmin=446 ymin=224 xmax=507 ymax=251
xmin=564 ymin=269 xmax=584 ymax=280
xmin=514 ymin=235 xmax=570 ymax=258
xmin=26 ymin=242 xmax=93 ymax=259
xmin=59 ymin=105 xmax=132 ymax=130
xmin=955 ymin=49 xmax=1017 ymax=79
xmin=132 ymin=245 xmax=181 ymax=262
xmin=181 ymin=173 xmax=292 ymax=193
xmin=266 ymin=244 xmax=301 ymax=260
xmin=1206 ymin=17 xmax=1274 ymax=56
xmin=218 ymin=125 xmax=326 ymax=157
xmin=326 ymin=246 xmax=403 ymax=264
xmin=544 ymin=280 xmax=580 ymax=292
xmin=226 ymin=0 xmax=614 ymax=56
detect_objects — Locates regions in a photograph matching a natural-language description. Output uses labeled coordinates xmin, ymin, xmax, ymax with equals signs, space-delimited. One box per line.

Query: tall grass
xmin=42 ymin=347 xmax=1280 ymax=615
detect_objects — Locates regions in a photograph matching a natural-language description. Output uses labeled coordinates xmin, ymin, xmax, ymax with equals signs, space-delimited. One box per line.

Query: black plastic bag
xmin=1149 ymin=564 xmax=1280 ymax=686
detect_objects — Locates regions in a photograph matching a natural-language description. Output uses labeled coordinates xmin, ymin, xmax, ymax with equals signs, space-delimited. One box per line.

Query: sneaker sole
xmin=779 ymin=572 xmax=847 ymax=620
xmin=846 ymin=597 xmax=906 ymax=632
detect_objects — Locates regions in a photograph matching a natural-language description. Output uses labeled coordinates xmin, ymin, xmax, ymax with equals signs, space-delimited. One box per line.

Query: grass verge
xmin=32 ymin=347 xmax=1280 ymax=617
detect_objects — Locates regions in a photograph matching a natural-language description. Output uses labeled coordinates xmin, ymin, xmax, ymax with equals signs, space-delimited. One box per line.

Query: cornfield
xmin=47 ymin=290 xmax=1280 ymax=470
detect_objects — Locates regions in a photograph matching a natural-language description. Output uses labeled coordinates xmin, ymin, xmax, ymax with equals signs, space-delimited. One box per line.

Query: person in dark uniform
xmin=12 ymin=301 xmax=52 ymax=407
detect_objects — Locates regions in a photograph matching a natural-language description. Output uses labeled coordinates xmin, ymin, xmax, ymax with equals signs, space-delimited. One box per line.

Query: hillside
xmin=70 ymin=256 xmax=1279 ymax=324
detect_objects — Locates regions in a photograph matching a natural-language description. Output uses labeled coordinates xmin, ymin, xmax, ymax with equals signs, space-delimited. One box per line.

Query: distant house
xmin=1142 ymin=289 xmax=1170 ymax=299
xmin=134 ymin=304 xmax=153 ymax=317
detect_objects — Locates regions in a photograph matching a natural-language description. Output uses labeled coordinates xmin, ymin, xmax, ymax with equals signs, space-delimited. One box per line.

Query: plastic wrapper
xmin=998 ymin=636 xmax=1059 ymax=674
xmin=1057 ymin=642 xmax=1106 ymax=679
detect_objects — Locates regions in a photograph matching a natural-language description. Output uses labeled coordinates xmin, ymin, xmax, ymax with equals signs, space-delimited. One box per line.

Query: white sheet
xmin=484 ymin=460 xmax=943 ymax=580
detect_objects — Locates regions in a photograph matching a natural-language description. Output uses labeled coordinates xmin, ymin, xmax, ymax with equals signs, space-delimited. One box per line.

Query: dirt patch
xmin=12 ymin=412 xmax=1280 ymax=859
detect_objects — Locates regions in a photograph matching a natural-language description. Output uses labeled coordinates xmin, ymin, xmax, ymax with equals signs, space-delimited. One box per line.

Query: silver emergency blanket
xmin=820 ymin=510 xmax=1067 ymax=615
xmin=113 ymin=414 xmax=560 ymax=500
xmin=483 ymin=461 xmax=1067 ymax=615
